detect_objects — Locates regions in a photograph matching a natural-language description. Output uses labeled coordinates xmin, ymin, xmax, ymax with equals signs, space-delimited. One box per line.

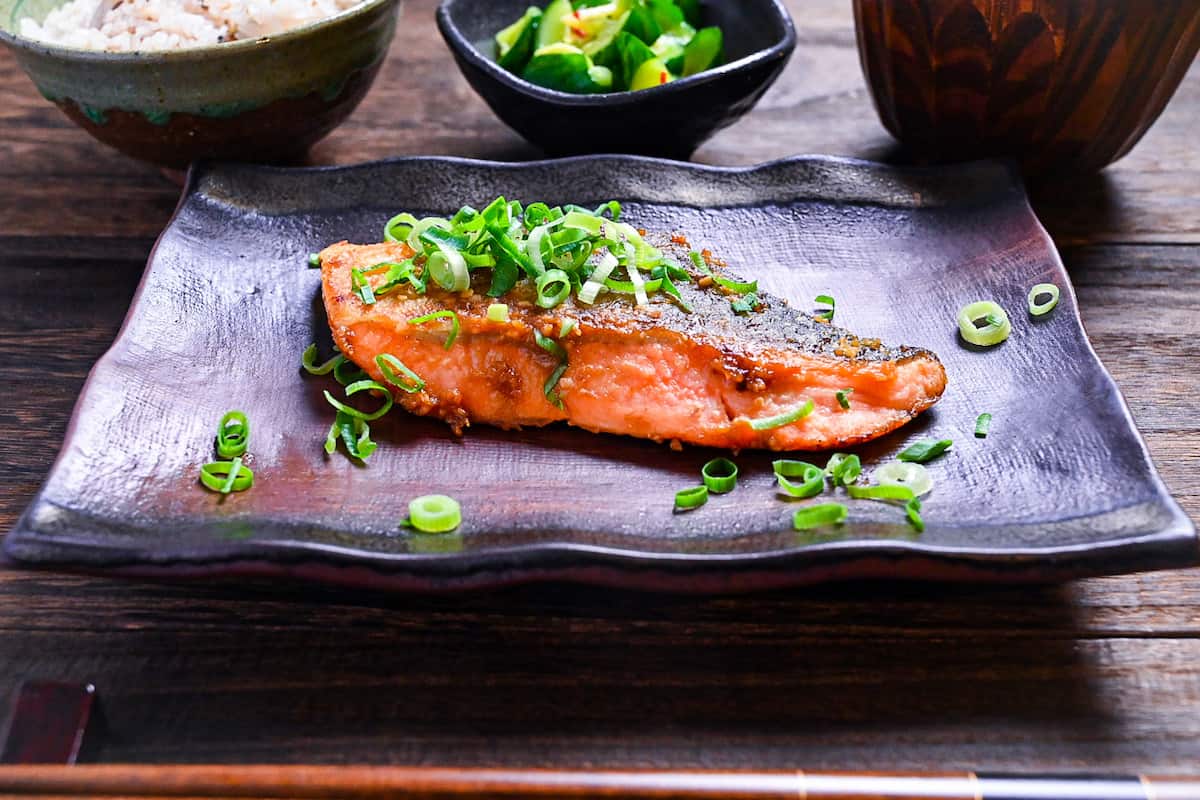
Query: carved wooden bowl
xmin=854 ymin=0 xmax=1200 ymax=173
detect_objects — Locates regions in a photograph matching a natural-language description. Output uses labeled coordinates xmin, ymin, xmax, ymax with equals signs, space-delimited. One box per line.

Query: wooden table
xmin=2 ymin=0 xmax=1198 ymax=773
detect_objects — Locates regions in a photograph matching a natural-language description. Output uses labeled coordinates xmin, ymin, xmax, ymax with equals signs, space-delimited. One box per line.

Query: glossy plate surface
xmin=5 ymin=156 xmax=1194 ymax=592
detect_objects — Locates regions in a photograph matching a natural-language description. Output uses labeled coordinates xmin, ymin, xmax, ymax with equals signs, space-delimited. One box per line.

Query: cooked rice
xmin=19 ymin=0 xmax=364 ymax=51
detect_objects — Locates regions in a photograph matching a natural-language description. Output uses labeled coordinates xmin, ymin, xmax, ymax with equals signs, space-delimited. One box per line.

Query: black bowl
xmin=436 ymin=0 xmax=796 ymax=159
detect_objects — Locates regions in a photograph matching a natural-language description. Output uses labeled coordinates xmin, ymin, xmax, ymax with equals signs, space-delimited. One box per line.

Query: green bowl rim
xmin=0 ymin=0 xmax=397 ymax=62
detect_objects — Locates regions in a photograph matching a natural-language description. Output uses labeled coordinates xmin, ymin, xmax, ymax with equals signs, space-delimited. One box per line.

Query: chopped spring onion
xmin=975 ymin=413 xmax=992 ymax=438
xmin=535 ymin=268 xmax=572 ymax=309
xmin=578 ymin=250 xmax=619 ymax=305
xmin=324 ymin=410 xmax=377 ymax=461
xmin=825 ymin=453 xmax=861 ymax=487
xmin=836 ymin=388 xmax=853 ymax=410
xmin=301 ymin=344 xmax=345 ymax=376
xmin=898 ymin=439 xmax=952 ymax=463
xmin=333 ymin=357 xmax=368 ymax=387
xmin=308 ymin=253 xmax=322 ymax=268
xmin=376 ymin=354 xmax=425 ymax=394
xmin=793 ymin=503 xmax=848 ymax=530
xmin=772 ymin=460 xmax=824 ymax=499
xmin=215 ymin=411 xmax=249 ymax=459
xmin=749 ymin=399 xmax=815 ymax=431
xmin=350 ymin=267 xmax=376 ymax=305
xmin=199 ymin=459 xmax=254 ymax=494
xmin=406 ymin=494 xmax=462 ymax=533
xmin=814 ymin=294 xmax=835 ymax=322
xmin=559 ymin=318 xmax=578 ymax=338
xmin=846 ymin=484 xmax=915 ymax=503
xmin=487 ymin=303 xmax=510 ymax=322
xmin=324 ymin=380 xmax=394 ymax=421
xmin=730 ymin=293 xmax=759 ymax=315
xmin=408 ymin=310 xmax=460 ymax=350
xmin=688 ymin=250 xmax=757 ymax=295
xmin=533 ymin=330 xmax=568 ymax=409
xmin=674 ymin=486 xmax=709 ymax=510
xmin=1028 ymin=283 xmax=1060 ymax=316
xmin=874 ymin=462 xmax=932 ymax=497
xmin=958 ymin=300 xmax=1011 ymax=347
xmin=701 ymin=458 xmax=738 ymax=494
xmin=906 ymin=497 xmax=925 ymax=533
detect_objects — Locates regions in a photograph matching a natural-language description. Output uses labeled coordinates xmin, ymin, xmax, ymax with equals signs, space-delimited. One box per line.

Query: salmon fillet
xmin=320 ymin=240 xmax=946 ymax=451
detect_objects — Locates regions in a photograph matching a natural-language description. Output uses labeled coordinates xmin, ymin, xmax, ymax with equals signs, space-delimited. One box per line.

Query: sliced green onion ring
xmin=836 ymin=388 xmax=853 ymax=410
xmin=215 ymin=411 xmax=249 ymax=459
xmin=301 ymin=344 xmax=344 ymax=376
xmin=375 ymin=354 xmax=425 ymax=394
xmin=975 ymin=413 xmax=992 ymax=439
xmin=773 ymin=460 xmax=824 ymax=499
xmin=958 ymin=300 xmax=1011 ymax=347
xmin=874 ymin=462 xmax=932 ymax=497
xmin=906 ymin=497 xmax=925 ymax=533
xmin=1028 ymin=283 xmax=1060 ymax=316
xmin=814 ymin=294 xmax=835 ymax=322
xmin=793 ymin=503 xmax=848 ymax=530
xmin=199 ymin=459 xmax=254 ymax=494
xmin=846 ymin=484 xmax=915 ymax=503
xmin=674 ymin=486 xmax=709 ymax=510
xmin=487 ymin=303 xmax=510 ymax=323
xmin=308 ymin=253 xmax=322 ymax=268
xmin=350 ymin=267 xmax=376 ymax=305
xmin=408 ymin=310 xmax=460 ymax=350
xmin=749 ymin=399 xmax=815 ymax=431
xmin=701 ymin=458 xmax=738 ymax=494
xmin=406 ymin=494 xmax=462 ymax=533
xmin=825 ymin=453 xmax=862 ymax=487
xmin=533 ymin=330 xmax=568 ymax=409
xmin=323 ymin=380 xmax=394 ymax=421
xmin=324 ymin=411 xmax=377 ymax=461
xmin=535 ymin=268 xmax=572 ymax=309
xmin=898 ymin=439 xmax=953 ymax=463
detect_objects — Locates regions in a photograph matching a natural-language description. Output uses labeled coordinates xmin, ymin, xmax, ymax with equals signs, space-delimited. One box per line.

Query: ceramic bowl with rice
xmin=0 ymin=0 xmax=402 ymax=168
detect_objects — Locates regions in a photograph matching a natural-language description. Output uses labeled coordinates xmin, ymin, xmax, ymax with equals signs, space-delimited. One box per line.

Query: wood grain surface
xmin=1 ymin=0 xmax=1199 ymax=773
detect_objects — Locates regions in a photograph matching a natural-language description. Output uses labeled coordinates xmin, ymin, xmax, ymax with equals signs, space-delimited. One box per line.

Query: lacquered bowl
xmin=0 ymin=0 xmax=401 ymax=168
xmin=854 ymin=0 xmax=1200 ymax=173
xmin=436 ymin=0 xmax=796 ymax=159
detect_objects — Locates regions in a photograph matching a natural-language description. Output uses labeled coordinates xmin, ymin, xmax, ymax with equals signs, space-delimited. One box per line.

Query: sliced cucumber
xmin=536 ymin=0 xmax=574 ymax=48
xmin=495 ymin=7 xmax=542 ymax=72
xmin=629 ymin=56 xmax=674 ymax=91
xmin=524 ymin=44 xmax=608 ymax=93
xmin=675 ymin=0 xmax=703 ymax=28
xmin=682 ymin=25 xmax=723 ymax=76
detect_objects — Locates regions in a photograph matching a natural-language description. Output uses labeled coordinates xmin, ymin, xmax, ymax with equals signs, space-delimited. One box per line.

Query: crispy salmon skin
xmin=320 ymin=240 xmax=947 ymax=451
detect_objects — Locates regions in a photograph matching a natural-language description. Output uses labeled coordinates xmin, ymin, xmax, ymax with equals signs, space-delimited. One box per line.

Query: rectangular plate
xmin=5 ymin=156 xmax=1195 ymax=592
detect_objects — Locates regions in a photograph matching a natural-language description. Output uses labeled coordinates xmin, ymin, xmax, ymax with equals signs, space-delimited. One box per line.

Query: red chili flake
xmin=573 ymin=8 xmax=581 ymax=17
xmin=659 ymin=71 xmax=668 ymax=84
xmin=571 ymin=26 xmax=586 ymax=37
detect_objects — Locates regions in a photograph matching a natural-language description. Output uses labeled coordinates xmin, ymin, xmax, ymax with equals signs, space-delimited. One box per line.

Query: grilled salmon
xmin=319 ymin=240 xmax=946 ymax=451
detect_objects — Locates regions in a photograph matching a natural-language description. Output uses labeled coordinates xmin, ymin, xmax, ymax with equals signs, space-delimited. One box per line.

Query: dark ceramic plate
xmin=5 ymin=156 xmax=1195 ymax=592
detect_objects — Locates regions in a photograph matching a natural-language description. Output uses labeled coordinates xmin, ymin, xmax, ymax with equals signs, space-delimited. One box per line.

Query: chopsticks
xmin=1 ymin=766 xmax=1198 ymax=800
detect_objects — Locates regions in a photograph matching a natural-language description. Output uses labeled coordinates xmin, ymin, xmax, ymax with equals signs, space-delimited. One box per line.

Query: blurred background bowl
xmin=437 ymin=0 xmax=795 ymax=160
xmin=854 ymin=0 xmax=1200 ymax=174
xmin=0 ymin=0 xmax=401 ymax=169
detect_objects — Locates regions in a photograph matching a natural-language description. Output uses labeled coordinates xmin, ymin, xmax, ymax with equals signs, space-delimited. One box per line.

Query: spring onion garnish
xmin=958 ymin=300 xmax=1011 ymax=347
xmin=535 ymin=268 xmax=572 ymax=309
xmin=772 ymin=460 xmax=824 ymax=499
xmin=825 ymin=453 xmax=861 ymax=487
xmin=874 ymin=462 xmax=932 ymax=497
xmin=846 ymin=483 xmax=915 ymax=503
xmin=533 ymin=330 xmax=568 ymax=409
xmin=836 ymin=388 xmax=853 ymax=410
xmin=1028 ymin=283 xmax=1060 ymax=316
xmin=405 ymin=494 xmax=462 ymax=533
xmin=323 ymin=380 xmax=394 ymax=422
xmin=975 ymin=413 xmax=992 ymax=439
xmin=301 ymin=344 xmax=345 ymax=376
xmin=350 ymin=267 xmax=376 ymax=306
xmin=793 ymin=503 xmax=848 ymax=530
xmin=308 ymin=253 xmax=322 ymax=268
xmin=730 ymin=293 xmax=759 ymax=315
xmin=814 ymin=294 xmax=835 ymax=322
xmin=375 ymin=354 xmax=425 ymax=394
xmin=906 ymin=497 xmax=925 ymax=533
xmin=675 ymin=486 xmax=709 ymax=511
xmin=199 ymin=459 xmax=254 ymax=494
xmin=749 ymin=399 xmax=815 ymax=431
xmin=215 ymin=411 xmax=249 ymax=459
xmin=333 ymin=357 xmax=368 ymax=387
xmin=408 ymin=310 xmax=460 ymax=350
xmin=898 ymin=439 xmax=952 ymax=463
xmin=701 ymin=458 xmax=738 ymax=494
xmin=688 ymin=250 xmax=757 ymax=296
xmin=324 ymin=411 xmax=377 ymax=461
xmin=559 ymin=318 xmax=578 ymax=338
xmin=487 ymin=303 xmax=510 ymax=322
